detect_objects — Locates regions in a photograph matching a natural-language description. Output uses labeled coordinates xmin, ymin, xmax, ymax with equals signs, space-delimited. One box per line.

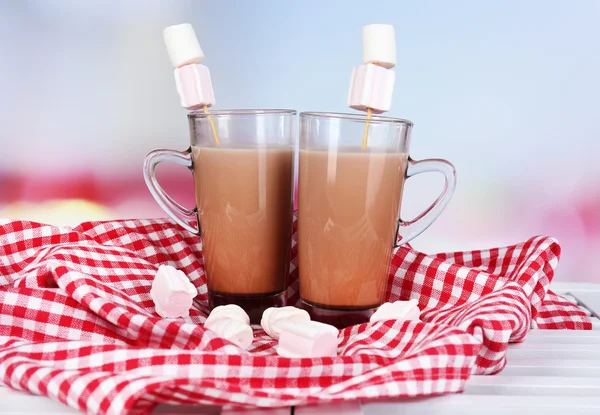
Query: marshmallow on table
xmin=277 ymin=321 xmax=339 ymax=358
xmin=261 ymin=306 xmax=311 ymax=340
xmin=205 ymin=304 xmax=250 ymax=326
xmin=204 ymin=304 xmax=253 ymax=349
xmin=204 ymin=316 xmax=254 ymax=350
xmin=150 ymin=265 xmax=197 ymax=319
xmin=163 ymin=23 xmax=216 ymax=110
xmin=348 ymin=23 xmax=396 ymax=114
xmin=370 ymin=299 xmax=421 ymax=323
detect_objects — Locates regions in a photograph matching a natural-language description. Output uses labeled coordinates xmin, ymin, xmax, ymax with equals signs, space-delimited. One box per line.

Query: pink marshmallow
xmin=173 ymin=63 xmax=216 ymax=110
xmin=348 ymin=63 xmax=395 ymax=114
xmin=150 ymin=265 xmax=197 ymax=318
xmin=277 ymin=321 xmax=339 ymax=358
xmin=370 ymin=299 xmax=421 ymax=323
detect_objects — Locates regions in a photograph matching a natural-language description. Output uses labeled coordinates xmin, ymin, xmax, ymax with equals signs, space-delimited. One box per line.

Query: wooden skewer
xmin=362 ymin=107 xmax=373 ymax=150
xmin=203 ymin=105 xmax=221 ymax=147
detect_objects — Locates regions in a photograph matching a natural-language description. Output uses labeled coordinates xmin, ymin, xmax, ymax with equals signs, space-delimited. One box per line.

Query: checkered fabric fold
xmin=0 ymin=218 xmax=591 ymax=415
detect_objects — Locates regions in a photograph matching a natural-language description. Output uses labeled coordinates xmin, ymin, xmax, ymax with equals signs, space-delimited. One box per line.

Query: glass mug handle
xmin=395 ymin=158 xmax=457 ymax=247
xmin=142 ymin=148 xmax=201 ymax=235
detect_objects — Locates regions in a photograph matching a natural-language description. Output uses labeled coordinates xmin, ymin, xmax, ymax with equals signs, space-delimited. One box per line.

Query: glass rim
xmin=300 ymin=111 xmax=413 ymax=126
xmin=188 ymin=109 xmax=297 ymax=119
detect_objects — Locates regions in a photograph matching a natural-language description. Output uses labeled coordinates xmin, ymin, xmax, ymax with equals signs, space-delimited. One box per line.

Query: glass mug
xmin=143 ymin=109 xmax=296 ymax=323
xmin=297 ymin=112 xmax=456 ymax=328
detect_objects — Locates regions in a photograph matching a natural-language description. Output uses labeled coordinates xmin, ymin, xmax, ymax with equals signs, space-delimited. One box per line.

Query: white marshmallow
xmin=261 ymin=306 xmax=311 ymax=340
xmin=277 ymin=321 xmax=339 ymax=358
xmin=205 ymin=317 xmax=254 ymax=350
xmin=362 ymin=24 xmax=396 ymax=69
xmin=370 ymin=299 xmax=421 ymax=323
xmin=205 ymin=304 xmax=250 ymax=326
xmin=150 ymin=265 xmax=197 ymax=319
xmin=163 ymin=23 xmax=205 ymax=68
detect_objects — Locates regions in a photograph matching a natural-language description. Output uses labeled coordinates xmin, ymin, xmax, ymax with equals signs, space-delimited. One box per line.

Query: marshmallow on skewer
xmin=163 ymin=23 xmax=204 ymax=67
xmin=261 ymin=306 xmax=311 ymax=340
xmin=150 ymin=265 xmax=198 ymax=319
xmin=348 ymin=64 xmax=395 ymax=114
xmin=370 ymin=299 xmax=421 ymax=323
xmin=277 ymin=321 xmax=339 ymax=358
xmin=348 ymin=24 xmax=396 ymax=114
xmin=174 ymin=64 xmax=216 ymax=110
xmin=362 ymin=24 xmax=396 ymax=69
xmin=163 ymin=23 xmax=216 ymax=110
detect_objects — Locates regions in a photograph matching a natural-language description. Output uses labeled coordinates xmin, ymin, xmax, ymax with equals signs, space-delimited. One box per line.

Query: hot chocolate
xmin=193 ymin=146 xmax=295 ymax=320
xmin=298 ymin=148 xmax=407 ymax=310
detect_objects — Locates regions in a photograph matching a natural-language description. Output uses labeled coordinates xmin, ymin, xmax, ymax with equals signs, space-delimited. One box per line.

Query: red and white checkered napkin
xmin=0 ymin=218 xmax=591 ymax=415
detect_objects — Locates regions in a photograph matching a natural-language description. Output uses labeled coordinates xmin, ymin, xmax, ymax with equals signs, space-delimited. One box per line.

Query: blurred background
xmin=0 ymin=0 xmax=598 ymax=281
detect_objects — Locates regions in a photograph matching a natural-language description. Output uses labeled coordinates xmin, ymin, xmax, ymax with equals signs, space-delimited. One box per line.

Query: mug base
xmin=299 ymin=299 xmax=377 ymax=329
xmin=208 ymin=290 xmax=286 ymax=324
